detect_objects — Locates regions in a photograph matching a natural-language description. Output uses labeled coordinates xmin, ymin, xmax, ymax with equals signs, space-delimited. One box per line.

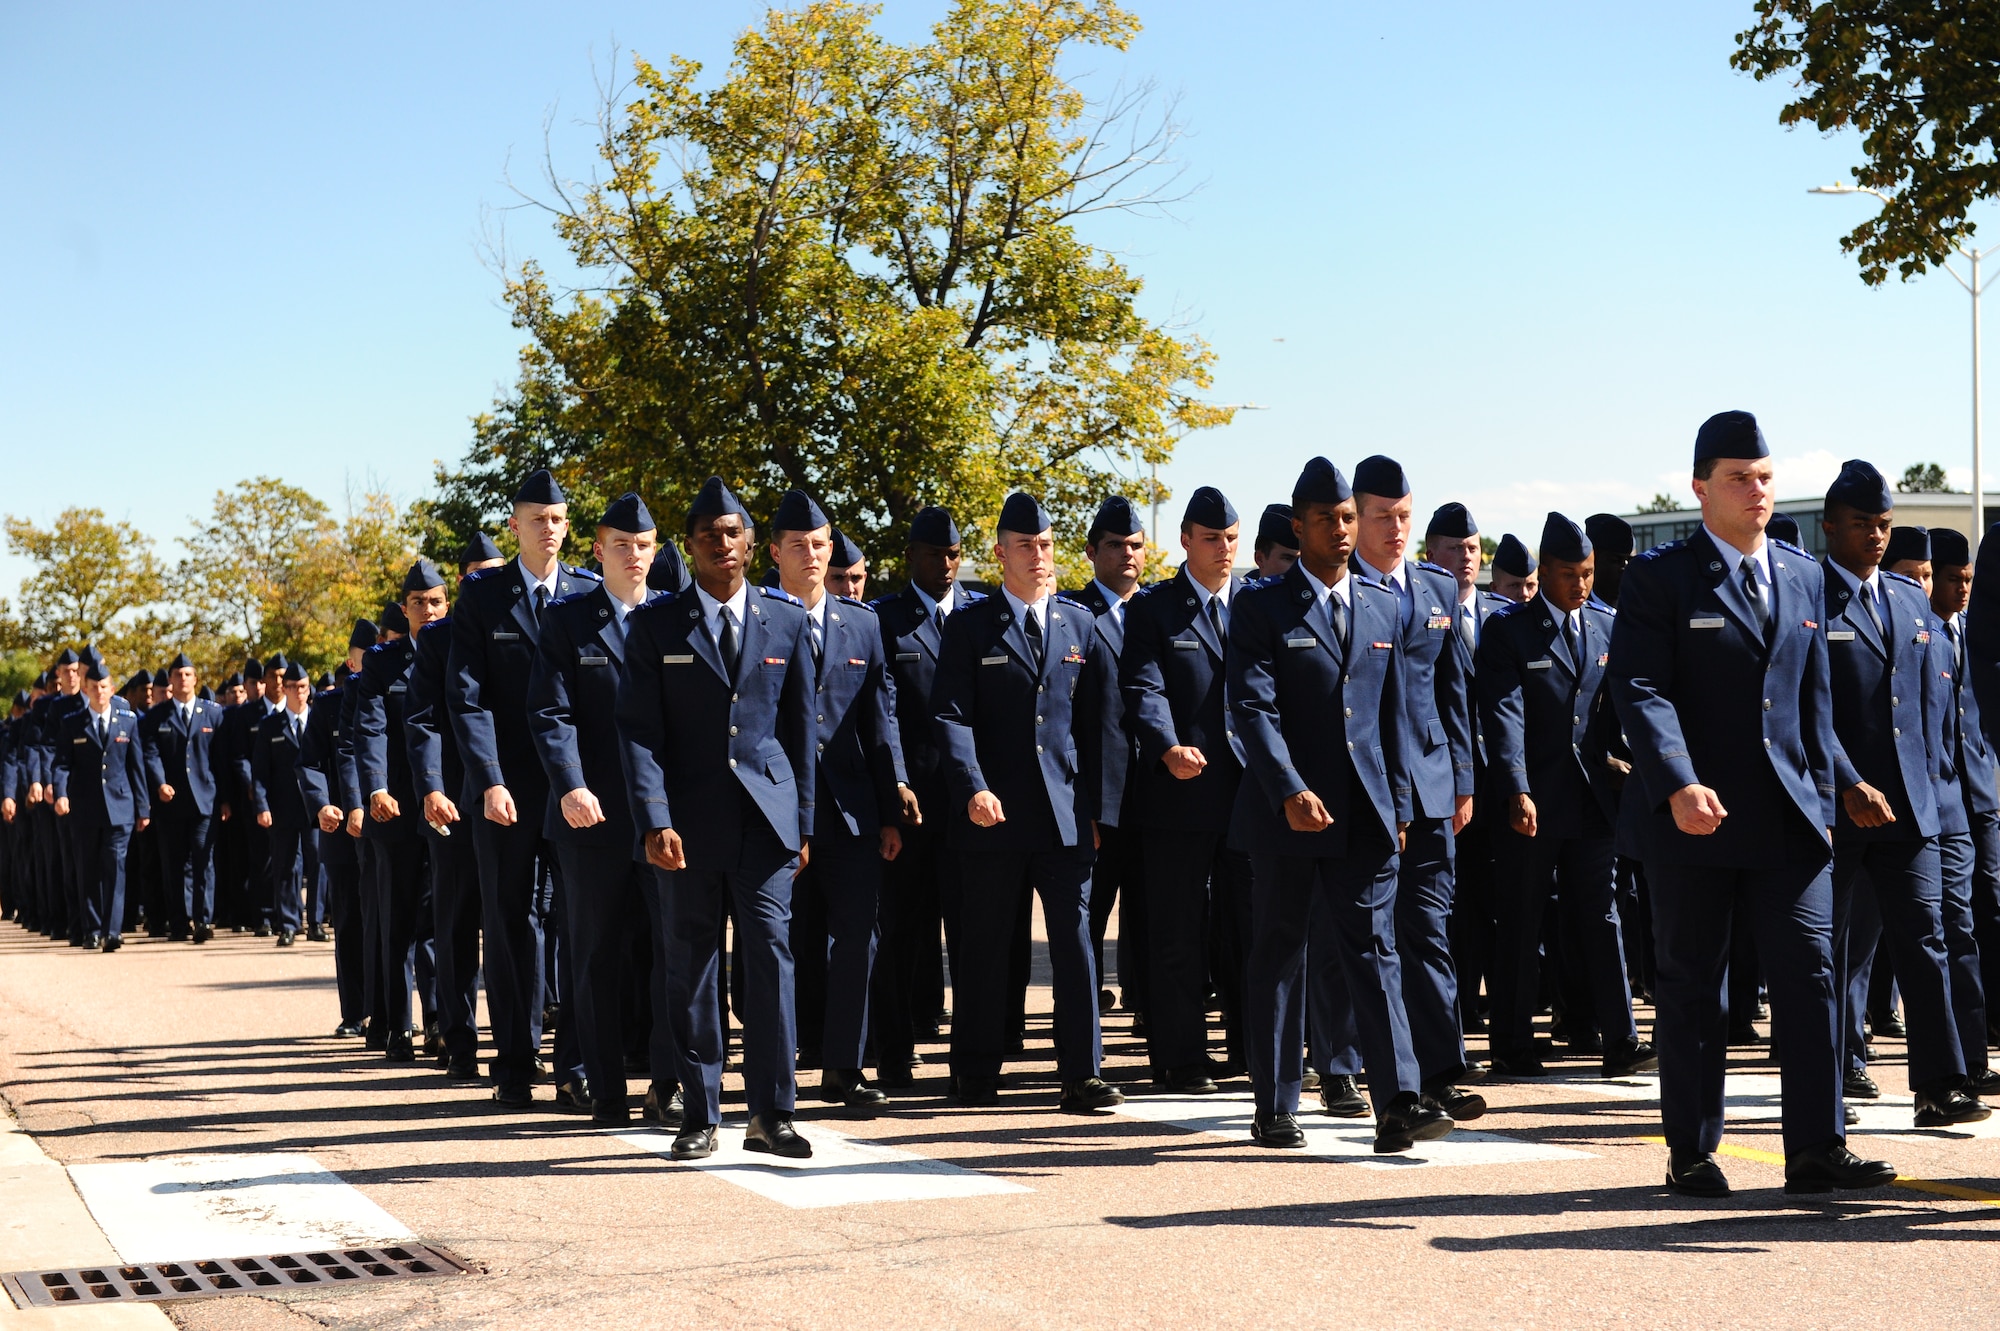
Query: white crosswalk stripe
xmin=611 ymin=1122 xmax=1031 ymax=1208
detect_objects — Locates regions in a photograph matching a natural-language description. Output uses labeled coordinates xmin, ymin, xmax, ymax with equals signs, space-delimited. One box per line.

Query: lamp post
xmin=1811 ymin=184 xmax=2000 ymax=550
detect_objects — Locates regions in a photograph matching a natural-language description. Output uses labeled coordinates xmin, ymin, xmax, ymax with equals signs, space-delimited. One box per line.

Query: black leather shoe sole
xmin=1667 ymin=1170 xmax=1732 ymax=1198
xmin=1250 ymin=1118 xmax=1307 ymax=1149
xmin=1914 ymin=1098 xmax=1992 ymax=1127
xmin=1784 ymin=1161 xmax=1896 ymax=1194
xmin=745 ymin=1126 xmax=813 ymax=1159
xmin=1319 ymin=1088 xmax=1369 ymax=1118
xmin=491 ymin=1087 xmax=532 ymax=1109
xmin=671 ymin=1128 xmax=717 ymax=1160
xmin=1844 ymin=1075 xmax=1881 ymax=1100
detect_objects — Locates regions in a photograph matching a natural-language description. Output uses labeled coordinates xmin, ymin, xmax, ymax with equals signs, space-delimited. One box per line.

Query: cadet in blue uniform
xmin=530 ymin=492 xmax=677 ymax=1125
xmin=1816 ymin=463 xmax=1982 ymax=1126
xmin=1608 ymin=410 xmax=1894 ymax=1196
xmin=618 ymin=476 xmax=818 ymax=1160
xmin=933 ymin=491 xmax=1122 ymax=1113
xmin=52 ymin=653 xmax=149 ymax=951
xmin=871 ymin=507 xmax=984 ymax=1082
xmin=1479 ymin=512 xmax=1653 ymax=1078
xmin=43 ymin=648 xmax=89 ymax=944
xmin=1227 ymin=458 xmax=1446 ymax=1152
xmin=1067 ymin=496 xmax=1148 ymax=1019
xmin=1120 ymin=486 xmax=1249 ymax=1091
xmin=764 ymin=492 xmax=910 ymax=1109
xmin=449 ymin=469 xmax=599 ymax=1106
xmin=231 ymin=657 xmax=285 ymax=934
xmin=143 ymin=653 xmax=224 ymax=943
xmin=250 ymin=661 xmax=316 ymax=946
xmin=1489 ymin=535 xmax=1539 ymax=605
xmin=1947 ymin=529 xmax=2000 ymax=1058
xmin=300 ymin=655 xmax=365 ymax=1034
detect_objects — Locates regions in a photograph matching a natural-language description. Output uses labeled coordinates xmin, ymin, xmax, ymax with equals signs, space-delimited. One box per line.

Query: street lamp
xmin=1812 ymin=183 xmax=2000 ymax=550
xmin=1152 ymin=403 xmax=1269 ymax=535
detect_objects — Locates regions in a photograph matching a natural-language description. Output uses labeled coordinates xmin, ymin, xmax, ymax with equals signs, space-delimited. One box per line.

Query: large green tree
xmin=1735 ymin=2 xmax=2000 ymax=284
xmin=1 ymin=508 xmax=169 ymax=668
xmin=423 ymin=0 xmax=1231 ymax=574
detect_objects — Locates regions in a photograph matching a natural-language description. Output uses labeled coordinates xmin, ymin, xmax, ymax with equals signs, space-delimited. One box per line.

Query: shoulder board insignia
xmin=1772 ymin=538 xmax=1811 ymax=557
xmin=836 ymin=595 xmax=873 ymax=612
xmin=1883 ymin=570 xmax=1923 ymax=588
xmin=756 ymin=586 xmax=803 ymax=605
xmin=1053 ymin=593 xmax=1092 ymax=610
xmin=566 ymin=565 xmax=604 ymax=582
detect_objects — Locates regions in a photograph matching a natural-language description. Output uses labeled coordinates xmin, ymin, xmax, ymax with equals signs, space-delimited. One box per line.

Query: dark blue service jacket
xmin=1118 ymin=569 xmax=1246 ymax=834
xmin=1477 ymin=593 xmax=1621 ymax=837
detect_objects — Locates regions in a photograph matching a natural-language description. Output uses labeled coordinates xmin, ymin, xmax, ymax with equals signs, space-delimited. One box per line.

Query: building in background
xmin=1623 ymin=491 xmax=2000 ymax=560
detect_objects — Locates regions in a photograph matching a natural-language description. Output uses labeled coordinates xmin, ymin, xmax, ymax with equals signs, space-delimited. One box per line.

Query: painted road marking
xmin=67 ymin=1154 xmax=415 ymax=1265
xmin=1561 ymin=1072 xmax=2000 ymax=1138
xmin=1115 ymin=1092 xmax=1592 ymax=1169
xmin=613 ymin=1122 xmax=1030 ymax=1209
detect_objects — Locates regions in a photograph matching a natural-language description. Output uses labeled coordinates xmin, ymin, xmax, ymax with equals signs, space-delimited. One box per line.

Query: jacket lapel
xmin=1046 ymin=601 xmax=1085 ymax=684
xmin=736 ymin=596 xmax=772 ymax=689
xmin=507 ymin=564 xmax=540 ymax=641
xmin=592 ymin=587 xmax=627 ymax=665
xmin=1528 ymin=598 xmax=1578 ymax=683
xmin=1823 ymin=560 xmax=1888 ymax=660
xmin=1695 ymin=531 xmax=1767 ymax=645
xmin=677 ymin=598 xmax=729 ymax=686
xmin=1287 ymin=565 xmax=1346 ymax=670
xmin=1184 ymin=572 xmax=1225 ymax=660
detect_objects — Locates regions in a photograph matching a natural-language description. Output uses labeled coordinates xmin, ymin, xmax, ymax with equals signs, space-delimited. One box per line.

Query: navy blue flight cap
xmin=379 ymin=603 xmax=410 ymax=634
xmin=829 ymin=527 xmax=865 ymax=569
xmin=1884 ymin=525 xmax=1931 ymax=566
xmin=461 ymin=531 xmax=503 ymax=565
xmin=685 ymin=476 xmax=751 ymax=533
xmin=122 ymin=671 xmax=151 ymax=694
xmin=1694 ymin=410 xmax=1769 ymax=464
xmin=770 ymin=489 xmax=830 ymax=535
xmin=83 ymin=655 xmax=111 ymax=682
xmin=1826 ymin=459 xmax=1893 ymax=515
xmin=334 ymin=664 xmax=352 ymax=684
xmin=317 ymin=672 xmax=335 ymax=690
xmin=348 ymin=619 xmax=378 ymax=650
xmin=1493 ymin=533 xmax=1537 ymax=576
xmin=12 ymin=690 xmax=26 ymax=708
xmin=282 ymin=660 xmax=309 ymax=683
xmin=647 ymin=538 xmax=691 ymax=592
xmin=997 ymin=491 xmax=1053 ymax=536
xmin=1539 ymin=512 xmax=1592 ymax=564
xmin=1087 ymin=495 xmax=1143 ymax=541
xmin=1256 ymin=503 xmax=1297 ymax=549
xmin=908 ymin=506 xmax=960 ymax=547
xmin=168 ymin=651 xmax=194 ymax=671
xmin=223 ymin=672 xmax=243 ymax=689
xmin=242 ymin=657 xmax=264 ymax=681
xmin=1290 ymin=457 xmax=1353 ymax=509
xmin=1351 ymin=454 xmax=1411 ymax=499
xmin=1767 ymin=511 xmax=1802 ymax=546
xmin=511 ymin=468 xmax=566 ymax=507
xmin=597 ymin=491 xmax=656 ymax=534
xmin=151 ymin=667 xmax=169 ymax=687
xmin=401 ymin=559 xmax=446 ymax=594
xmin=1583 ymin=513 xmax=1633 ymax=558
xmin=198 ymin=684 xmax=214 ymax=700
xmin=54 ymin=648 xmax=78 ymax=667
xmin=1182 ymin=486 xmax=1237 ymax=530
xmin=32 ymin=672 xmax=48 ymax=689
xmin=264 ymin=654 xmax=288 ymax=675
xmin=1425 ymin=502 xmax=1477 ymax=539
xmin=1932 ymin=527 xmax=1972 ymax=566
xmin=79 ymin=645 xmax=103 ymax=670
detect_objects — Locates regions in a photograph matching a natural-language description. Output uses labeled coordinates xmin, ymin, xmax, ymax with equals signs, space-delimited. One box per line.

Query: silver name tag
xmin=981 ymin=655 xmax=1009 ymax=666
xmin=579 ymin=655 xmax=609 ymax=666
xmin=1285 ymin=637 xmax=1316 ymax=649
xmin=896 ymin=651 xmax=921 ymax=661
xmin=1828 ymin=630 xmax=1857 ymax=642
xmin=1173 ymin=639 xmax=1200 ymax=650
xmin=1526 ymin=659 xmax=1553 ymax=670
xmin=492 ymin=630 xmax=522 ymax=641
xmin=662 ymin=654 xmax=694 ymax=665
xmin=1689 ymin=618 xmax=1725 ymax=630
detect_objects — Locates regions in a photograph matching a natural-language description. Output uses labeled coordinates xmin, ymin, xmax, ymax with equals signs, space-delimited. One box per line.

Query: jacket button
xmin=816 ymin=715 xmax=824 ymax=723
xmin=1036 ymin=745 xmax=1044 ymax=754
xmin=1035 ymin=716 xmax=1044 ymax=724
xmin=1346 ymin=741 xmax=1354 ymax=750
xmin=1572 ymin=716 xmax=1581 ymax=726
xmin=732 ymin=693 xmax=740 ymax=702
xmin=1893 ymin=728 xmax=1901 ymax=737
xmin=1892 ymin=697 xmax=1900 ymax=707
xmin=728 ymin=758 xmax=738 ymax=769
xmin=1763 ymin=738 xmax=1772 ymax=748
xmin=1763 ymin=699 xmax=1772 ymax=710
xmin=729 ymin=726 xmax=738 ymax=736
xmin=1343 ymin=707 xmax=1352 ymax=718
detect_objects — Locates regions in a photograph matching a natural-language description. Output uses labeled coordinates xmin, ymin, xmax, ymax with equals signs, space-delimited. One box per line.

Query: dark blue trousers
xmin=357 ymin=840 xmax=384 ymax=1031
xmin=1969 ymin=809 xmax=2000 ymax=1053
xmin=268 ymin=827 xmax=305 ymax=932
xmin=425 ymin=821 xmax=482 ymax=1060
xmin=1936 ymin=829 xmax=1991 ymax=1077
xmin=792 ymin=830 xmax=883 ymax=1073
xmin=1492 ymin=830 xmax=1637 ymax=1059
xmin=371 ymin=838 xmax=428 ymax=1039
xmin=1142 ymin=827 xmax=1245 ymax=1073
xmin=469 ymin=808 xmax=550 ymax=1094
xmin=555 ymin=843 xmax=653 ymax=1110
xmin=324 ymin=855 xmax=365 ymax=1026
xmin=1393 ymin=817 xmax=1468 ymax=1084
xmin=1648 ymin=856 xmax=1844 ymax=1157
xmin=1834 ymin=837 xmax=1964 ymax=1092
xmin=73 ymin=822 xmax=130 ymax=940
xmin=950 ymin=841 xmax=1100 ymax=1082
xmin=1252 ymin=833 xmax=1419 ymax=1117
xmin=155 ymin=812 xmax=213 ymax=931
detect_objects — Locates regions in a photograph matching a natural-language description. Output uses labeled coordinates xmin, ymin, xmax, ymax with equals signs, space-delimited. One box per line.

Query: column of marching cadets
xmin=5 ymin=409 xmax=2000 ymax=1192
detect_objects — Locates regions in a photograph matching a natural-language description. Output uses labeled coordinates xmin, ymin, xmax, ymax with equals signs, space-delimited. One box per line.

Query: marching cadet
xmin=21 ymin=664 xmax=60 ymax=938
xmin=1608 ymin=410 xmax=1893 ymax=1197
xmin=1227 ymin=457 xmax=1444 ymax=1152
xmin=449 ymin=469 xmax=599 ymax=1108
xmin=1896 ymin=527 xmax=2000 ymax=1098
xmin=119 ymin=672 xmax=156 ymax=935
xmin=763 ymin=491 xmax=909 ymax=1109
xmin=1251 ymin=503 xmax=1299 ymax=580
xmin=1069 ymin=496 xmax=1148 ymax=1020
xmin=871 ymin=506 xmax=984 ymax=1083
xmin=42 ymin=648 xmax=88 ymax=944
xmin=301 ymin=656 xmax=365 ymax=1035
xmin=251 ymin=661 xmax=316 ymax=946
xmin=336 ymin=621 xmax=382 ymax=1043
xmin=1342 ymin=456 xmax=1483 ymax=1119
xmin=618 ymin=476 xmax=817 ymax=1159
xmin=530 ymin=492 xmax=677 ymax=1125
xmin=1816 ymin=463 xmax=1982 ymax=1126
xmin=358 ymin=562 xmax=453 ymax=1064
xmin=219 ymin=656 xmax=272 ymax=933
xmin=52 ymin=653 xmax=149 ymax=951
xmin=1478 ymin=512 xmax=1654 ymax=1079
xmin=1120 ymin=486 xmax=1249 ymax=1092
xmin=1947 ymin=530 xmax=2000 ymax=1053
xmin=932 ymin=491 xmax=1119 ymax=1113
xmin=404 ymin=549 xmax=494 ymax=1080
xmin=1489 ymin=536 xmax=1539 ymax=604
xmin=826 ymin=529 xmax=870 ymax=601
xmin=144 ymin=653 xmax=224 ymax=942
xmin=0 ymin=692 xmax=21 ymax=922
xmin=1585 ymin=512 xmax=1658 ymax=1005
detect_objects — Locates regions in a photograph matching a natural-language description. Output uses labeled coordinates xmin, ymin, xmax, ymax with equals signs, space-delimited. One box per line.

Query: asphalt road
xmin=0 ymin=916 xmax=1996 ymax=1330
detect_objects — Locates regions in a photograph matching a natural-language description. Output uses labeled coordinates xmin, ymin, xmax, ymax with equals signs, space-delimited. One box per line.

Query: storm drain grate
xmin=1 ymin=1244 xmax=470 ymax=1307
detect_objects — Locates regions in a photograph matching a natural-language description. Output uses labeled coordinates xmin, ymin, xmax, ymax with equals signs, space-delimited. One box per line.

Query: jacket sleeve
xmin=249 ymin=723 xmax=274 ymax=815
xmin=1606 ymin=557 xmax=1702 ymax=811
xmin=528 ymin=617 xmax=586 ymax=798
xmin=1431 ymin=581 xmax=1477 ymax=799
xmin=50 ymin=718 xmax=70 ymax=802
xmin=141 ymin=715 xmax=167 ymax=793
xmin=352 ymin=665 xmax=391 ymax=799
xmin=863 ymin=629 xmax=907 ymax=822
xmin=614 ymin=613 xmax=675 ymax=833
xmin=1383 ymin=607 xmax=1415 ymax=823
xmin=1226 ymin=592 xmax=1310 ymax=808
xmin=1477 ymin=622 xmax=1532 ymax=800
xmin=403 ymin=631 xmax=447 ymax=801
xmin=126 ymin=728 xmax=150 ymax=822
xmin=929 ymin=610 xmax=988 ymax=812
xmin=781 ymin=612 xmax=817 ymax=843
xmin=1802 ymin=590 xmax=1840 ymax=827
xmin=448 ymin=596 xmax=506 ymax=791
xmin=298 ymin=705 xmax=333 ymax=810
xmin=230 ymin=711 xmax=256 ymax=798
xmin=1120 ymin=597 xmax=1181 ymax=767
xmin=1075 ymin=628 xmax=1108 ymax=826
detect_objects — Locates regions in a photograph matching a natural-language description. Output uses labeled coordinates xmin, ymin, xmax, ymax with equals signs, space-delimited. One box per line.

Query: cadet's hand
xmin=1452 ymin=793 xmax=1474 ymax=835
xmin=424 ymin=791 xmax=460 ymax=827
xmin=1604 ymin=755 xmax=1631 ymax=781
xmin=256 ymin=810 xmax=272 ymax=828
xmin=158 ymin=784 xmax=176 ymax=803
xmin=1668 ymin=784 xmax=1728 ymax=836
xmin=1842 ymin=782 xmax=1896 ymax=829
xmin=26 ymin=782 xmax=42 ymax=804
xmin=344 ymin=808 xmax=364 ymax=838
xmin=1398 ymin=821 xmax=1409 ymax=852
xmin=898 ymin=783 xmax=922 ymax=826
xmin=1510 ymin=792 xmax=1538 ymax=838
xmin=54 ymin=796 xmax=70 ymax=816
xmin=1 ymin=797 xmax=13 ymax=823
xmin=483 ymin=784 xmax=517 ymax=826
xmin=561 ymin=788 xmax=605 ymax=829
xmin=317 ymin=805 xmax=342 ymax=834
xmin=369 ymin=791 xmax=399 ymax=822
xmin=645 ymin=828 xmax=686 ymax=872
xmin=795 ymin=840 xmax=811 ymax=878
xmin=1164 ymin=745 xmax=1207 ymax=780
xmin=1093 ymin=820 xmax=1101 ymax=851
xmin=968 ymin=791 xmax=1006 ymax=828
xmin=879 ymin=825 xmax=903 ymax=861
xmin=217 ymin=800 xmax=231 ymax=823
xmin=136 ymin=817 xmax=149 ymax=833
xmin=1283 ymin=790 xmax=1332 ymax=832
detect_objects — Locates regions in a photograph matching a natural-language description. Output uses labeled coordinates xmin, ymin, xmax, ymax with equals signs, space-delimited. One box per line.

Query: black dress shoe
xmin=168 ymin=930 xmax=189 ymax=943
xmin=1158 ymin=1064 xmax=1219 ymax=1095
xmin=192 ymin=924 xmax=213 ymax=943
xmin=553 ymin=1079 xmax=592 ymax=1113
xmin=1727 ymin=1024 xmax=1767 ymax=1047
xmin=642 ymin=1084 xmax=685 ymax=1129
xmin=252 ymin=924 xmax=271 ymax=938
xmin=744 ymin=1112 xmax=812 ymax=1158
xmin=821 ymin=1068 xmax=889 ymax=1109
xmin=671 ymin=1124 xmax=717 ymax=1160
xmin=1318 ymin=1074 xmax=1369 ymax=1118
xmin=306 ymin=924 xmax=329 ymax=943
xmin=1211 ymin=1057 xmax=1248 ymax=1082
xmin=795 ymin=1046 xmax=823 ymax=1071
xmin=1603 ymin=1040 xmax=1660 ymax=1078
xmin=1300 ymin=1066 xmax=1322 ymax=1092
xmin=1784 ymin=1141 xmax=1896 ymax=1194
xmin=364 ymin=1027 xmax=388 ymax=1053
xmin=1491 ymin=1052 xmax=1548 ymax=1079
xmin=1374 ymin=1094 xmax=1453 ymax=1154
xmin=1666 ymin=1150 xmax=1731 ymax=1197
xmin=1425 ymin=1087 xmax=1487 ymax=1122
xmin=875 ymin=1062 xmax=916 ymax=1089
xmin=275 ymin=929 xmax=295 ymax=947
xmin=592 ymin=1103 xmax=631 ymax=1127
xmin=1059 ymin=1078 xmax=1125 ymax=1112
xmin=1561 ymin=1030 xmax=1605 ymax=1057
xmin=1251 ymin=1111 xmax=1307 ymax=1148
xmin=1872 ymin=1009 xmax=1908 ymax=1039
xmin=492 ymin=1086 xmax=533 ymax=1109
xmin=100 ymin=935 xmax=121 ymax=953
xmin=333 ymin=1022 xmax=363 ymax=1038
xmin=1843 ymin=1070 xmax=1881 ymax=1100
xmin=1454 ymin=1060 xmax=1490 ymax=1084
xmin=83 ymin=934 xmax=103 ymax=950
xmin=1965 ymin=1067 xmax=2000 ymax=1098
xmin=952 ymin=1075 xmax=1000 ymax=1107
xmin=445 ymin=1054 xmax=480 ymax=1080
xmin=1098 ymin=987 xmax=1115 ymax=1014
xmin=384 ymin=1036 xmax=415 ymax=1063
xmin=1914 ymin=1090 xmax=1991 ymax=1127
xmin=1845 ymin=1103 xmax=1860 ymax=1126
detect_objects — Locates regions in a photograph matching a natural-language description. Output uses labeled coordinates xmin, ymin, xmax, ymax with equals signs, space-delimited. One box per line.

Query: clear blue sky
xmin=3 ymin=0 xmax=1991 ymax=596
